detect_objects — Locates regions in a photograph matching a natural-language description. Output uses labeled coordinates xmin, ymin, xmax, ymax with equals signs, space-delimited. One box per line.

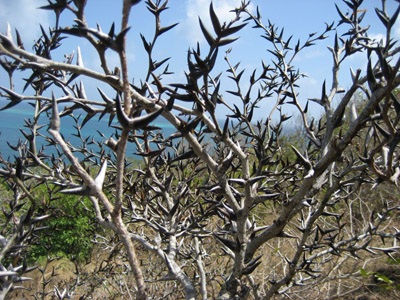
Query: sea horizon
xmin=0 ymin=107 xmax=177 ymax=162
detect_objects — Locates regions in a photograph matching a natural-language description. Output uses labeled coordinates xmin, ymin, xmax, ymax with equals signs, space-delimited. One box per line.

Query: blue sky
xmin=0 ymin=0 xmax=399 ymax=120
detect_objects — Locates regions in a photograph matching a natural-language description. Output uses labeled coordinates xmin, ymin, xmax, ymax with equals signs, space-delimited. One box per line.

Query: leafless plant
xmin=0 ymin=0 xmax=400 ymax=299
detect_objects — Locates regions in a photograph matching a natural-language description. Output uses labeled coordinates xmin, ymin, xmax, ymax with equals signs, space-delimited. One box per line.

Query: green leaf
xmin=140 ymin=33 xmax=152 ymax=53
xmin=321 ymin=80 xmax=327 ymax=101
xmin=235 ymin=69 xmax=245 ymax=83
xmin=267 ymin=49 xmax=283 ymax=61
xmin=209 ymin=2 xmax=221 ymax=35
xmin=223 ymin=117 xmax=229 ymax=138
xmin=343 ymin=0 xmax=354 ymax=10
xmin=375 ymin=273 xmax=393 ymax=285
xmin=192 ymin=50 xmax=206 ymax=68
xmin=220 ymin=23 xmax=247 ymax=37
xmin=334 ymin=33 xmax=339 ymax=53
xmin=360 ymin=268 xmax=368 ymax=277
xmin=335 ymin=4 xmax=351 ymax=24
xmin=199 ymin=18 xmax=216 ymax=47
xmin=227 ymin=90 xmax=241 ymax=97
xmin=295 ymin=39 xmax=300 ymax=53
xmin=375 ymin=8 xmax=389 ymax=27
xmin=390 ymin=5 xmax=400 ymax=28
xmin=360 ymin=268 xmax=374 ymax=277
xmin=208 ymin=48 xmax=218 ymax=71
xmin=376 ymin=46 xmax=393 ymax=81
xmin=153 ymin=57 xmax=171 ymax=71
xmin=159 ymin=23 xmax=179 ymax=36
xmin=218 ymin=37 xmax=239 ymax=47
xmin=247 ymin=106 xmax=254 ymax=122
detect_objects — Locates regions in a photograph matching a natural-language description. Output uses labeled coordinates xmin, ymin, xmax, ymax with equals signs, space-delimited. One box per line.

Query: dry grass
xmin=5 ymin=184 xmax=400 ymax=299
xmin=5 ymin=234 xmax=400 ymax=299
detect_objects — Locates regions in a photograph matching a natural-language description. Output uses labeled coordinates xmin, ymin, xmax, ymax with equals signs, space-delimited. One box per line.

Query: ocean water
xmin=0 ymin=108 xmax=177 ymax=161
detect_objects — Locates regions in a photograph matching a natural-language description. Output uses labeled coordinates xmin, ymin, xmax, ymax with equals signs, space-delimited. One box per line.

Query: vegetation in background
xmin=27 ymin=192 xmax=96 ymax=263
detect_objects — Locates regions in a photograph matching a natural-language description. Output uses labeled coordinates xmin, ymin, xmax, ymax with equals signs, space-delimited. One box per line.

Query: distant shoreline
xmin=0 ymin=108 xmax=175 ymax=161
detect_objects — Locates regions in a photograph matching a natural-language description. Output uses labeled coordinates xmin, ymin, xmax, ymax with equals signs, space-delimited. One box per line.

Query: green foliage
xmin=28 ymin=190 xmax=96 ymax=263
xmin=360 ymin=267 xmax=374 ymax=277
xmin=360 ymin=268 xmax=400 ymax=291
xmin=1 ymin=171 xmax=97 ymax=264
xmin=388 ymin=255 xmax=400 ymax=265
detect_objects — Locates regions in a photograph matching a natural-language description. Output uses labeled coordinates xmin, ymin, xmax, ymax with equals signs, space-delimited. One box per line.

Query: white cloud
xmin=0 ymin=0 xmax=51 ymax=46
xmin=394 ymin=16 xmax=400 ymax=40
xmin=369 ymin=33 xmax=386 ymax=45
xmin=181 ymin=0 xmax=254 ymax=45
xmin=293 ymin=48 xmax=326 ymax=63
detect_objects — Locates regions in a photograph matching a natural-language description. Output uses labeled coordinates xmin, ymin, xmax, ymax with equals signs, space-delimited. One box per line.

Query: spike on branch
xmin=50 ymin=93 xmax=60 ymax=131
xmin=116 ymin=93 xmax=163 ymax=129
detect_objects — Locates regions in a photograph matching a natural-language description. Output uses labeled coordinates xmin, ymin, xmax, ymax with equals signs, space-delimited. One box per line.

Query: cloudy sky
xmin=0 ymin=0 xmax=399 ymax=119
xmin=0 ymin=0 xmax=51 ymax=43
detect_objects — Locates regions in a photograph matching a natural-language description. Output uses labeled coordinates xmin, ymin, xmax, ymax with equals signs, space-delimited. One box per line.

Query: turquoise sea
xmin=0 ymin=107 xmax=177 ymax=161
